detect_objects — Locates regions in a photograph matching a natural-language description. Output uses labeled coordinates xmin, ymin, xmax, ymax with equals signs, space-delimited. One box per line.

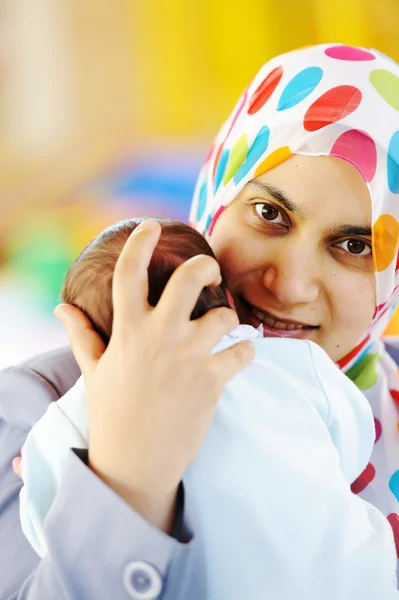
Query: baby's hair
xmin=62 ymin=218 xmax=230 ymax=344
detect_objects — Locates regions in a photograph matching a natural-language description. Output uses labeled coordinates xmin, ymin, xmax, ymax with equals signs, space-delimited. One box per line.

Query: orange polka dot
xmin=254 ymin=146 xmax=292 ymax=178
xmin=372 ymin=214 xmax=399 ymax=272
xmin=397 ymin=421 xmax=399 ymax=432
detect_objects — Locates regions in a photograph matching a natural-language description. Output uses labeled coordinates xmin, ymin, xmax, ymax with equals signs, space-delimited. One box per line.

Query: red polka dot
xmin=387 ymin=513 xmax=399 ymax=558
xmin=351 ymin=463 xmax=376 ymax=494
xmin=390 ymin=389 xmax=399 ymax=406
xmin=325 ymin=45 xmax=376 ymax=61
xmin=330 ymin=130 xmax=377 ymax=183
xmin=248 ymin=66 xmax=283 ymax=115
xmin=374 ymin=417 xmax=382 ymax=443
xmin=304 ymin=86 xmax=362 ymax=132
xmin=337 ymin=335 xmax=370 ymax=370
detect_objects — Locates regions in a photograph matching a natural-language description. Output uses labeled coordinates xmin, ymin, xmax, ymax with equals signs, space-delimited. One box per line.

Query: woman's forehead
xmin=247 ymin=155 xmax=372 ymax=225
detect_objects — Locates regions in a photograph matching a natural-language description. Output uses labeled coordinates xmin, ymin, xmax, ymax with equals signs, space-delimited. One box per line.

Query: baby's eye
xmin=335 ymin=238 xmax=372 ymax=256
xmin=254 ymin=203 xmax=285 ymax=225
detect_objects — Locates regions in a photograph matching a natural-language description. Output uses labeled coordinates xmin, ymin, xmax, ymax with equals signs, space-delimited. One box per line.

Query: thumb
xmin=54 ymin=304 xmax=106 ymax=380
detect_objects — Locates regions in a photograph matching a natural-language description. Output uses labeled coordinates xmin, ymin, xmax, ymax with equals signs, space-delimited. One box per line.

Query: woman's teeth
xmin=252 ymin=308 xmax=304 ymax=331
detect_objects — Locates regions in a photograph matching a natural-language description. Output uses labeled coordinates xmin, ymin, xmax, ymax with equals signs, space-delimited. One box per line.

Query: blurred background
xmin=1 ymin=0 xmax=399 ymax=368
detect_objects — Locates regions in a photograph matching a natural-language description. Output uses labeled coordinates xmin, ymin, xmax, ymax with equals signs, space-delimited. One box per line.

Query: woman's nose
xmin=262 ymin=247 xmax=320 ymax=305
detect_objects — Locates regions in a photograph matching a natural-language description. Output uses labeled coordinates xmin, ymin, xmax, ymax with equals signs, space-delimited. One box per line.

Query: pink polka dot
xmin=387 ymin=513 xmax=399 ymax=557
xmin=374 ymin=417 xmax=382 ymax=443
xmin=325 ymin=46 xmax=376 ymax=61
xmin=207 ymin=205 xmax=226 ymax=236
xmin=304 ymin=86 xmax=362 ymax=132
xmin=330 ymin=130 xmax=377 ymax=183
xmin=204 ymin=142 xmax=216 ymax=165
xmin=351 ymin=463 xmax=375 ymax=494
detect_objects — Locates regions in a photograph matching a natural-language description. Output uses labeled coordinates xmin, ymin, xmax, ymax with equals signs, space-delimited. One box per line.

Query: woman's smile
xmin=237 ymin=296 xmax=319 ymax=338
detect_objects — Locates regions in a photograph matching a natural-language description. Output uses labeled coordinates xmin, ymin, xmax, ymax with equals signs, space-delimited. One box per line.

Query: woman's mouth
xmin=241 ymin=299 xmax=319 ymax=338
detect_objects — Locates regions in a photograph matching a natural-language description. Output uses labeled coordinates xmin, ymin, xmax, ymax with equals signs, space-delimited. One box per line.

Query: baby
xmin=19 ymin=218 xmax=398 ymax=599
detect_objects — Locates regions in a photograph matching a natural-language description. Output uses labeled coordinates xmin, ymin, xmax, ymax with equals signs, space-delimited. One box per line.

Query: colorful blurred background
xmin=1 ymin=0 xmax=399 ymax=368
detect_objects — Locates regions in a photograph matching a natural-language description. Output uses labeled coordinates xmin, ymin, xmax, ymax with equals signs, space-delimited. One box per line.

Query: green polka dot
xmin=370 ymin=69 xmax=399 ymax=111
xmin=347 ymin=352 xmax=380 ymax=390
xmin=223 ymin=135 xmax=249 ymax=184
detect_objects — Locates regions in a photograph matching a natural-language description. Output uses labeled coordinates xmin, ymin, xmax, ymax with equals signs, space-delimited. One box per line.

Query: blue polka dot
xmin=389 ymin=470 xmax=399 ymax=501
xmin=214 ymin=150 xmax=229 ymax=192
xmin=387 ymin=131 xmax=399 ymax=193
xmin=277 ymin=67 xmax=323 ymax=111
xmin=197 ymin=182 xmax=207 ymax=221
xmin=205 ymin=214 xmax=212 ymax=232
xmin=233 ymin=126 xmax=270 ymax=184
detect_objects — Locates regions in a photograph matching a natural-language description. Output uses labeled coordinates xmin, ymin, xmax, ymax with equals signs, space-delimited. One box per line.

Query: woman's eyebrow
xmin=328 ymin=224 xmax=372 ymax=237
xmin=245 ymin=181 xmax=305 ymax=216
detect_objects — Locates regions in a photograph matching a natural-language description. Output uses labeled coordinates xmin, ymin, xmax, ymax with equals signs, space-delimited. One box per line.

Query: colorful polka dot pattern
xmin=190 ymin=44 xmax=399 ymax=541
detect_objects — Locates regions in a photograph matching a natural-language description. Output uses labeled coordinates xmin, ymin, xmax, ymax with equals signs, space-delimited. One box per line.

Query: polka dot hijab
xmin=190 ymin=44 xmax=399 ymax=557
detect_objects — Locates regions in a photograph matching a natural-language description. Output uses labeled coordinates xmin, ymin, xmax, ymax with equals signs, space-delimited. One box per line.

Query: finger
xmin=211 ymin=339 xmax=255 ymax=388
xmin=158 ymin=254 xmax=222 ymax=323
xmin=112 ymin=220 xmax=162 ymax=329
xmin=54 ymin=304 xmax=106 ymax=381
xmin=12 ymin=456 xmax=22 ymax=479
xmin=194 ymin=307 xmax=239 ymax=350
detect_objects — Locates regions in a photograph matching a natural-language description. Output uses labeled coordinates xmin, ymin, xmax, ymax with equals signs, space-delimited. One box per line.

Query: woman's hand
xmin=55 ymin=220 xmax=255 ymax=533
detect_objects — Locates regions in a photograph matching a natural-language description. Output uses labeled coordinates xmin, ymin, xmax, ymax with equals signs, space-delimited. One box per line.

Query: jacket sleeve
xmin=0 ymin=366 xmax=205 ymax=600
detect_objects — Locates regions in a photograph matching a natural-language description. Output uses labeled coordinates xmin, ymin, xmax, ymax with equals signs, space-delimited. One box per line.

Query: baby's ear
xmin=54 ymin=304 xmax=106 ymax=382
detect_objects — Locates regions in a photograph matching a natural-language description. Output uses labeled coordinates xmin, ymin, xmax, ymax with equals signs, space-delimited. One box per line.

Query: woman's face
xmin=209 ymin=155 xmax=376 ymax=362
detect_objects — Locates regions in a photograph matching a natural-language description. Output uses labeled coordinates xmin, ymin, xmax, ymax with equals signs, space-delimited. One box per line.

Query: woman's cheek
xmin=215 ymin=243 xmax=251 ymax=282
xmin=333 ymin=272 xmax=376 ymax=341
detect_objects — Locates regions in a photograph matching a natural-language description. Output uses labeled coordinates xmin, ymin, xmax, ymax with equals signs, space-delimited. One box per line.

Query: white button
xmin=123 ymin=561 xmax=163 ymax=599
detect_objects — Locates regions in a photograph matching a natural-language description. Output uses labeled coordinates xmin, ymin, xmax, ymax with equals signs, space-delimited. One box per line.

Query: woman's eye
xmin=254 ymin=203 xmax=285 ymax=225
xmin=336 ymin=238 xmax=372 ymax=257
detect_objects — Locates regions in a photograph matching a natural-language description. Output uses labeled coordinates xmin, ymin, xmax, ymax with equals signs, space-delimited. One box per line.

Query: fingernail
xmin=54 ymin=304 xmax=68 ymax=324
xmin=135 ymin=219 xmax=158 ymax=233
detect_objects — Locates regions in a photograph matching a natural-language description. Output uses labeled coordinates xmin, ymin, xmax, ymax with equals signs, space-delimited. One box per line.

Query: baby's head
xmin=62 ymin=218 xmax=230 ymax=343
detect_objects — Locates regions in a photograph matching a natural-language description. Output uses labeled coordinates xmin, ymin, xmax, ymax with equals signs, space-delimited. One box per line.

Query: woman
xmin=1 ymin=43 xmax=399 ymax=599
